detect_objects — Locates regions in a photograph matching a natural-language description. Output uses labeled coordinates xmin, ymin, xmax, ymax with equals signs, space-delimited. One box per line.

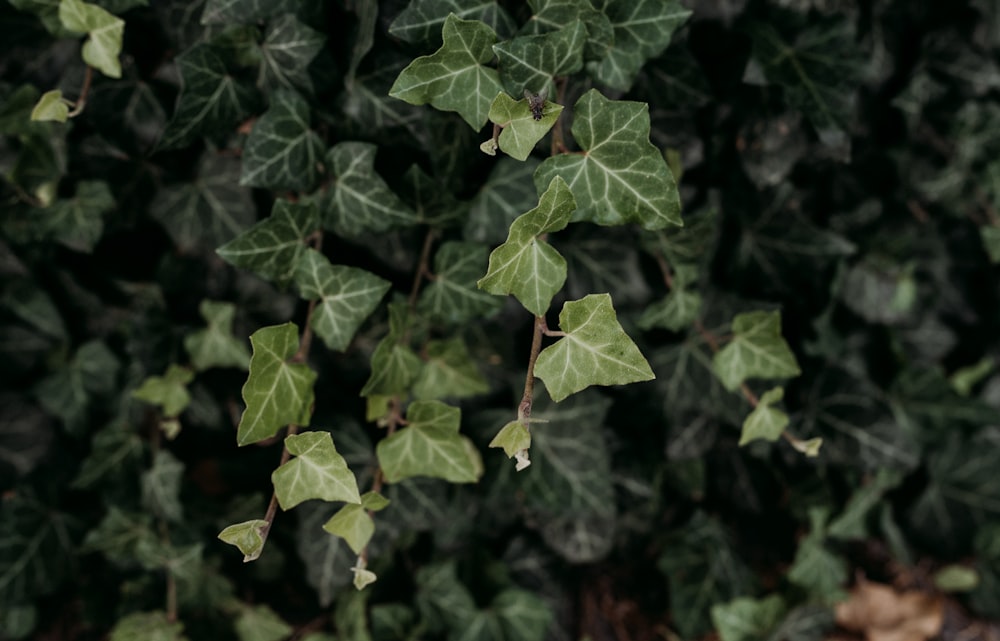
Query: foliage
xmin=2 ymin=0 xmax=1000 ymax=639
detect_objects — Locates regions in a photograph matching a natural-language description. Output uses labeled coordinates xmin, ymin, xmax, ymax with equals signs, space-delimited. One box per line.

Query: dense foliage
xmin=2 ymin=0 xmax=1000 ymax=639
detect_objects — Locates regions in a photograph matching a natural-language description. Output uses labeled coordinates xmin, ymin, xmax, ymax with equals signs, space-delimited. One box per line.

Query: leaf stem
xmin=255 ymin=423 xmax=300 ymax=559
xmin=67 ymin=66 xmax=93 ymax=118
xmin=550 ymin=76 xmax=568 ymax=156
xmin=408 ymin=228 xmax=438 ymax=309
xmin=518 ymin=315 xmax=547 ymax=423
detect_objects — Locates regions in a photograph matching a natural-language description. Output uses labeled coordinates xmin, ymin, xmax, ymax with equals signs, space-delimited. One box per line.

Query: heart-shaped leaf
xmin=376 ymin=400 xmax=483 ymax=483
xmin=272 ymin=431 xmax=362 ymax=510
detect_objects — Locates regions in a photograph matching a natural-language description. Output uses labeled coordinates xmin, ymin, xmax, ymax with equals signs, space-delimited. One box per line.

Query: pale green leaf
xmin=216 ymin=200 xmax=319 ymax=288
xmin=30 ymin=90 xmax=68 ymax=122
xmin=738 ymin=387 xmax=789 ymax=446
xmin=712 ymin=310 xmax=801 ymax=392
xmin=322 ymin=142 xmax=418 ymax=236
xmin=488 ymin=92 xmax=564 ymax=161
xmin=141 ymin=450 xmax=185 ymax=522
xmin=710 ymin=595 xmax=786 ymax=641
xmin=258 ymin=14 xmax=325 ymax=95
xmin=36 ymin=180 xmax=114 ymax=252
xmin=293 ymin=249 xmax=391 ymax=352
xmin=418 ymin=241 xmax=504 ymax=324
xmin=412 ymin=337 xmax=489 ymax=400
xmin=352 ymin=564 xmax=377 ymax=590
xmin=586 ymin=0 xmax=690 ymax=91
xmin=534 ymin=293 xmax=654 ymax=402
xmin=376 ymin=400 xmax=483 ymax=484
xmin=361 ymin=491 xmax=390 ymax=511
xmin=488 ymin=420 xmax=531 ymax=469
xmin=272 ymin=431 xmax=362 ymax=510
xmin=132 ymin=365 xmax=194 ymax=418
xmin=389 ymin=14 xmax=504 ymax=130
xmin=477 ymin=175 xmax=576 ymax=315
xmin=389 ymin=0 xmax=515 ymax=45
xmin=109 ymin=611 xmax=188 ymax=641
xmin=520 ymin=0 xmax=614 ymax=61
xmin=217 ymin=519 xmax=268 ymax=562
xmin=934 ymin=565 xmax=979 ymax=592
xmin=236 ymin=323 xmax=317 ymax=446
xmin=534 ymin=89 xmax=682 ymax=229
xmin=464 ymin=157 xmax=541 ymax=244
xmin=637 ymin=287 xmax=702 ymax=331
xmin=234 ymin=605 xmax=292 ymax=641
xmin=184 ymin=300 xmax=251 ymax=371
xmin=240 ymin=90 xmax=324 ymax=192
xmin=59 ymin=0 xmax=124 ymax=78
xmin=493 ymin=19 xmax=586 ymax=96
xmin=322 ymin=504 xmax=374 ymax=554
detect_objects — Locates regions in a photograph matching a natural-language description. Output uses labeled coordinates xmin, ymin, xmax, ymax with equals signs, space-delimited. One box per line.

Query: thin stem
xmin=67 ymin=66 xmax=93 ymax=118
xmin=550 ymin=76 xmax=568 ymax=157
xmin=255 ymin=424 xmax=300 ymax=559
xmin=408 ymin=228 xmax=438 ymax=309
xmin=518 ymin=316 xmax=547 ymax=423
xmin=293 ymin=232 xmax=323 ymax=362
xmin=358 ymin=397 xmax=403 ymax=566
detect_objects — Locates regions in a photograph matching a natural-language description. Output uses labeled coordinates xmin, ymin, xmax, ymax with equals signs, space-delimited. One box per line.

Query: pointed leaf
xmin=108 ymin=612 xmax=188 ymax=641
xmin=59 ymin=0 xmax=124 ymax=78
xmin=132 ymin=365 xmax=194 ymax=417
xmin=240 ymin=90 xmax=324 ymax=192
xmin=296 ymin=503 xmax=354 ymax=606
xmin=389 ymin=0 xmax=515 ymax=46
xmin=418 ymin=241 xmax=504 ymax=323
xmin=293 ymin=249 xmax=391 ymax=352
xmin=352 ymin=564 xmax=377 ymax=590
xmin=233 ymin=605 xmax=292 ymax=641
xmin=488 ymin=420 xmax=531 ymax=469
xmin=258 ymin=15 xmax=325 ymax=95
xmin=322 ymin=504 xmax=374 ymax=554
xmin=323 ymin=142 xmax=418 ymax=236
xmin=519 ymin=0 xmax=614 ymax=61
xmin=36 ymin=180 xmax=114 ymax=253
xmin=712 ymin=310 xmax=801 ymax=391
xmin=360 ymin=492 xmax=390 ymax=512
xmin=488 ymin=91 xmax=564 ymax=161
xmin=218 ymin=519 xmax=269 ymax=562
xmin=141 ymin=450 xmax=185 ymax=522
xmin=710 ymin=595 xmax=787 ymax=641
xmin=200 ymin=0 xmax=296 ymax=25
xmin=493 ymin=20 xmax=586 ymax=96
xmin=477 ymin=176 xmax=576 ymax=315
xmin=637 ymin=287 xmax=702 ymax=331
xmin=535 ymin=293 xmax=654 ymax=402
xmin=237 ymin=323 xmax=317 ymax=446
xmin=412 ymin=337 xmax=488 ymax=400
xmin=272 ymin=431 xmax=362 ymax=510
xmin=184 ymin=300 xmax=251 ymax=371
xmin=465 ymin=157 xmax=541 ymax=244
xmin=30 ymin=90 xmax=68 ymax=122
xmin=534 ymin=89 xmax=682 ymax=229
xmin=389 ymin=14 xmax=504 ymax=130
xmin=376 ymin=400 xmax=483 ymax=483
xmin=360 ymin=309 xmax=424 ymax=397
xmin=738 ymin=387 xmax=789 ymax=446
xmin=216 ymin=200 xmax=319 ymax=288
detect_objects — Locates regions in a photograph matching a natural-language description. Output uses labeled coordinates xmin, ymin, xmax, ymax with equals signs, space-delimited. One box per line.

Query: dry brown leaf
xmin=835 ymin=579 xmax=943 ymax=641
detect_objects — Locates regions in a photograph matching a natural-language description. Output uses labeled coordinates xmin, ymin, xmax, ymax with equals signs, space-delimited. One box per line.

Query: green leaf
xmin=30 ymin=90 xmax=68 ymax=122
xmin=710 ymin=595 xmax=786 ymax=641
xmin=345 ymin=1 xmax=377 ymax=84
xmin=322 ymin=504 xmax=374 ymax=554
xmin=79 ymin=507 xmax=156 ymax=567
xmin=352 ymin=564 xmax=377 ymax=591
xmin=234 ymin=605 xmax=292 ymax=641
xmin=465 ymin=157 xmax=541 ymax=244
xmin=477 ymin=175 xmax=576 ymax=315
xmin=36 ymin=180 xmax=114 ymax=253
xmin=981 ymin=226 xmax=1000 ymax=263
xmin=272 ymin=431 xmax=362 ymax=510
xmin=141 ymin=450 xmax=185 ymax=522
xmin=108 ymin=611 xmax=188 ymax=641
xmin=637 ymin=287 xmax=702 ymax=331
xmin=519 ymin=0 xmax=614 ymax=61
xmin=132 ymin=365 xmax=194 ymax=417
xmin=158 ymin=43 xmax=261 ymax=150
xmin=738 ymin=387 xmax=789 ymax=446
xmin=389 ymin=14 xmax=504 ymax=130
xmin=34 ymin=340 xmax=120 ymax=435
xmin=240 ymin=90 xmax=324 ymax=192
xmin=236 ymin=323 xmax=317 ymax=446
xmin=200 ymin=0 xmax=296 ymax=25
xmin=412 ymin=337 xmax=489 ymax=400
xmin=712 ymin=311 xmax=801 ymax=392
xmin=950 ymin=357 xmax=995 ymax=396
xmin=376 ymin=400 xmax=483 ymax=484
xmin=828 ymin=469 xmax=904 ymax=541
xmin=258 ymin=14 xmax=325 ymax=95
xmin=360 ymin=305 xmax=423 ymax=397
xmin=534 ymin=293 xmax=654 ymax=402
xmin=0 ymin=493 xmax=76 ymax=604
xmin=534 ymin=89 xmax=682 ymax=229
xmin=293 ymin=249 xmax=391 ymax=352
xmin=296 ymin=502 xmax=355 ymax=606
xmin=1 ymin=280 xmax=67 ymax=341
xmin=487 ymin=92 xmax=564 ymax=161
xmin=71 ymin=421 xmax=144 ymax=489
xmin=489 ymin=420 xmax=531 ymax=470
xmin=933 ymin=564 xmax=979 ymax=592
xmin=59 ymin=0 xmax=125 ymax=78
xmin=322 ymin=142 xmax=418 ymax=236
xmin=389 ymin=0 xmax=515 ymax=45
xmin=216 ymin=199 xmax=319 ymax=288
xmin=787 ymin=508 xmax=847 ymax=602
xmin=585 ymin=0 xmax=690 ymax=91
xmin=494 ymin=20 xmax=586 ymax=96
xmin=217 ymin=519 xmax=269 ymax=562
xmin=184 ymin=300 xmax=251 ymax=371
xmin=418 ymin=241 xmax=504 ymax=324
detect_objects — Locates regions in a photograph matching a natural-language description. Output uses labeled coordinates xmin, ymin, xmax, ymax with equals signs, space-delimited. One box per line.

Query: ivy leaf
xmin=487 ymin=92 xmax=564 ymax=161
xmin=293 ymin=249 xmax=391 ymax=352
xmin=216 ymin=200 xmax=319 ymax=288
xmin=389 ymin=14 xmax=504 ymax=130
xmin=296 ymin=502 xmax=354 ymax=606
xmin=258 ymin=14 xmax=325 ymax=95
xmin=108 ymin=612 xmax=188 ymax=641
xmin=217 ymin=519 xmax=269 ymax=562
xmin=586 ymin=0 xmax=690 ymax=91
xmin=710 ymin=595 xmax=787 ymax=641
xmin=418 ymin=241 xmax=503 ymax=324
xmin=787 ymin=507 xmax=847 ymax=601
xmin=465 ymin=157 xmax=541 ymax=244
xmin=30 ymin=90 xmax=68 ymax=123
xmin=534 ymin=89 xmax=682 ymax=229
xmin=34 ymin=340 xmax=119 ymax=435
xmin=236 ymin=323 xmax=317 ymax=446
xmin=535 ymin=293 xmax=654 ymax=402
xmin=240 ymin=90 xmax=324 ymax=192
xmin=322 ymin=142 xmax=417 ymax=236
xmin=980 ymin=226 xmax=1000 ymax=263
xmin=738 ymin=387 xmax=789 ymax=446
xmin=376 ymin=400 xmax=483 ymax=484
xmin=412 ymin=337 xmax=489 ymax=400
xmin=59 ymin=0 xmax=125 ymax=78
xmin=519 ymin=0 xmax=614 ymax=61
xmin=828 ymin=469 xmax=904 ymax=541
xmin=272 ymin=431 xmax=362 ymax=510
xmin=322 ymin=504 xmax=374 ymax=554
xmin=489 ymin=420 xmax=531 ymax=463
xmin=158 ymin=43 xmax=261 ymax=150
xmin=360 ymin=304 xmax=423 ymax=397
xmin=233 ymin=605 xmax=292 ymax=641
xmin=36 ymin=180 xmax=114 ymax=253
xmin=712 ymin=310 xmax=801 ymax=392
xmin=71 ymin=421 xmax=144 ymax=489
xmin=184 ymin=300 xmax=251 ymax=371
xmin=493 ymin=20 xmax=586 ymax=96
xmin=637 ymin=287 xmax=702 ymax=331
xmin=132 ymin=365 xmax=194 ymax=418
xmin=388 ymin=0 xmax=515 ymax=46
xmin=477 ymin=176 xmax=576 ymax=315
xmin=200 ymin=0 xmax=296 ymax=25
xmin=141 ymin=451 xmax=185 ymax=523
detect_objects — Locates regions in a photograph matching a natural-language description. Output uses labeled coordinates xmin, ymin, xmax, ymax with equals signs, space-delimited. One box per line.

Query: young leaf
xmin=184 ymin=300 xmax=251 ymax=371
xmin=30 ymin=90 xmax=68 ymax=122
xmin=216 ymin=200 xmax=319 ymax=288
xmin=412 ymin=337 xmax=489 ymax=400
xmin=418 ymin=241 xmax=504 ymax=323
xmin=710 ymin=595 xmax=787 ymax=641
xmin=493 ymin=20 xmax=586 ymax=96
xmin=59 ymin=0 xmax=125 ymax=78
xmin=534 ymin=89 xmax=682 ymax=229
xmin=388 ymin=0 xmax=516 ymax=46
xmin=236 ymin=323 xmax=317 ymax=446
xmin=477 ymin=176 xmax=576 ymax=315
xmin=489 ymin=420 xmax=531 ymax=470
xmin=535 ymin=293 xmax=654 ymax=402
xmin=293 ymin=249 xmax=391 ymax=352
xmin=322 ymin=142 xmax=418 ymax=236
xmin=322 ymin=504 xmax=374 ymax=554
xmin=108 ymin=611 xmax=188 ymax=641
xmin=712 ymin=310 xmax=801 ymax=391
xmin=389 ymin=14 xmax=504 ymax=130
xmin=487 ymin=92 xmax=564 ymax=161
xmin=637 ymin=288 xmax=702 ymax=331
xmin=239 ymin=90 xmax=324 ymax=192
xmin=132 ymin=365 xmax=194 ymax=418
xmin=272 ymin=431 xmax=362 ymax=510
xmin=738 ymin=387 xmax=789 ymax=446
xmin=217 ymin=519 xmax=269 ymax=562
xmin=352 ymin=563 xmax=377 ymax=590
xmin=258 ymin=15 xmax=325 ymax=95
xmin=376 ymin=400 xmax=483 ymax=484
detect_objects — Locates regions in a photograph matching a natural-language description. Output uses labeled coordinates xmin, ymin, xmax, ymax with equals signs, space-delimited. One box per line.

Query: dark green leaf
xmin=412 ymin=337 xmax=489 ymax=400
xmin=711 ymin=594 xmax=786 ymax=641
xmin=216 ymin=199 xmax=319 ymax=288
xmin=389 ymin=0 xmax=515 ymax=46
xmin=258 ymin=14 xmax=325 ymax=94
xmin=322 ymin=142 xmax=418 ymax=236
xmin=141 ymin=450 xmax=185 ymax=522
xmin=239 ymin=90 xmax=324 ymax=192
xmin=464 ymin=157 xmax=541 ymax=244
xmin=418 ymin=241 xmax=504 ymax=324
xmin=494 ymin=20 xmax=586 ymax=96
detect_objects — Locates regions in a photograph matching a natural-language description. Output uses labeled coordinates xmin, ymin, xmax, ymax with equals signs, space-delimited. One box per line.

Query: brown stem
xmin=407 ymin=228 xmax=438 ymax=309
xmin=67 ymin=66 xmax=93 ymax=118
xmin=518 ymin=316 xmax=547 ymax=423
xmin=255 ymin=423 xmax=300 ymax=558
xmin=654 ymin=251 xmax=675 ymax=290
xmin=292 ymin=232 xmax=324 ymax=363
xmin=550 ymin=76 xmax=568 ymax=157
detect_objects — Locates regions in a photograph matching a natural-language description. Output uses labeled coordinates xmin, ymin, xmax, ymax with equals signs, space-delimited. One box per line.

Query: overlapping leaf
xmin=322 ymin=142 xmax=417 ymax=236
xmin=59 ymin=0 xmax=125 ymax=78
xmin=493 ymin=20 xmax=586 ymax=96
xmin=412 ymin=337 xmax=489 ymax=400
xmin=216 ymin=200 xmax=319 ymax=288
xmin=272 ymin=431 xmax=361 ymax=510
xmin=535 ymin=293 xmax=654 ymax=402
xmin=638 ymin=287 xmax=702 ymax=331
xmin=487 ymin=92 xmax=564 ymax=161
xmin=477 ymin=176 xmax=576 ymax=315
xmin=464 ymin=157 xmax=541 ymax=244
xmin=200 ymin=0 xmax=297 ymax=24
xmin=322 ymin=493 xmax=388 ymax=555
xmin=258 ymin=14 xmax=325 ymax=94
xmin=389 ymin=0 xmax=515 ymax=45
xmin=376 ymin=400 xmax=483 ymax=484
xmin=418 ymin=241 xmax=504 ymax=323
xmin=389 ymin=14 xmax=504 ymax=130
xmin=360 ymin=305 xmax=423 ymax=398
xmin=236 ymin=323 xmax=316 ymax=446
xmin=240 ymin=90 xmax=324 ymax=192
xmin=519 ymin=0 xmax=614 ymax=60
xmin=184 ymin=300 xmax=251 ymax=371
xmin=712 ymin=310 xmax=801 ymax=391
xmin=534 ymin=89 xmax=682 ymax=229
